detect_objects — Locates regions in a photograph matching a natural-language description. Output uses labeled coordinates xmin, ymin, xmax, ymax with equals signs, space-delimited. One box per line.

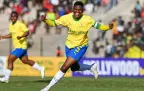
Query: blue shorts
xmin=10 ymin=48 xmax=28 ymax=58
xmin=65 ymin=45 xmax=88 ymax=61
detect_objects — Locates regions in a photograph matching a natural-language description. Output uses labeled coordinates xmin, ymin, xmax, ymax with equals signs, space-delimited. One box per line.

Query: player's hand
xmin=40 ymin=12 xmax=46 ymax=21
xmin=109 ymin=23 xmax=114 ymax=29
xmin=17 ymin=36 xmax=22 ymax=40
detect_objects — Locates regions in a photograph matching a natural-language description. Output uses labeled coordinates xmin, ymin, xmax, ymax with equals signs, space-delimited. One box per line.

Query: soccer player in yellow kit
xmin=40 ymin=1 xmax=113 ymax=91
xmin=0 ymin=11 xmax=45 ymax=83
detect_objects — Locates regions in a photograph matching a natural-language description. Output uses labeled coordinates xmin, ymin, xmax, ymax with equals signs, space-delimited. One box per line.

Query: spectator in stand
xmin=105 ymin=41 xmax=115 ymax=57
xmin=84 ymin=0 xmax=94 ymax=14
xmin=141 ymin=2 xmax=144 ymax=18
xmin=0 ymin=0 xmax=4 ymax=14
xmin=112 ymin=18 xmax=119 ymax=40
xmin=56 ymin=46 xmax=63 ymax=57
xmin=136 ymin=0 xmax=142 ymax=12
xmin=124 ymin=21 xmax=133 ymax=34
xmin=13 ymin=3 xmax=22 ymax=15
xmin=43 ymin=0 xmax=54 ymax=11
xmin=58 ymin=6 xmax=65 ymax=16
xmin=117 ymin=20 xmax=125 ymax=34
xmin=50 ymin=0 xmax=59 ymax=6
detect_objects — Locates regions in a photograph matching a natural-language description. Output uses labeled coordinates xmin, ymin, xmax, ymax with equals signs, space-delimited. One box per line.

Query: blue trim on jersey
xmin=11 ymin=48 xmax=28 ymax=58
xmin=65 ymin=45 xmax=88 ymax=61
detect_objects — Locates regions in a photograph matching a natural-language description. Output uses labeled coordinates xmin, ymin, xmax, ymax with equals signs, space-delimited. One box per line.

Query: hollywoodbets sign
xmin=72 ymin=58 xmax=144 ymax=77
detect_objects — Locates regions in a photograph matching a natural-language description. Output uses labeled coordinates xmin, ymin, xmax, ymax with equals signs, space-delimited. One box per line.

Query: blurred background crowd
xmin=0 ymin=0 xmax=143 ymax=58
xmin=0 ymin=0 xmax=118 ymax=34
xmin=103 ymin=0 xmax=144 ymax=58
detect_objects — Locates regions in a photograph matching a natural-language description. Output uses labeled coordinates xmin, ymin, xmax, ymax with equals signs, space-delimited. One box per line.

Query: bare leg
xmin=41 ymin=56 xmax=76 ymax=91
xmin=0 ymin=54 xmax=18 ymax=82
xmin=7 ymin=54 xmax=18 ymax=70
xmin=20 ymin=56 xmax=35 ymax=66
xmin=60 ymin=57 xmax=76 ymax=73
xmin=20 ymin=56 xmax=45 ymax=79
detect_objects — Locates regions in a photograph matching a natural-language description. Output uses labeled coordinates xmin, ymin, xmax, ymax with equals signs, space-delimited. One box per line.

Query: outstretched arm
xmin=0 ymin=34 xmax=12 ymax=40
xmin=44 ymin=19 xmax=56 ymax=26
xmin=40 ymin=14 xmax=56 ymax=26
xmin=40 ymin=13 xmax=67 ymax=27
xmin=93 ymin=22 xmax=113 ymax=31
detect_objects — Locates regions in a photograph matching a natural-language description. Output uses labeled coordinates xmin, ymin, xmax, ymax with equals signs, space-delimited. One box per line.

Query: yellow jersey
xmin=45 ymin=13 xmax=110 ymax=48
xmin=9 ymin=21 xmax=28 ymax=49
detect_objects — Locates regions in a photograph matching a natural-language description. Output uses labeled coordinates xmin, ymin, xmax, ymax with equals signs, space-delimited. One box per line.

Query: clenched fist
xmin=40 ymin=12 xmax=46 ymax=21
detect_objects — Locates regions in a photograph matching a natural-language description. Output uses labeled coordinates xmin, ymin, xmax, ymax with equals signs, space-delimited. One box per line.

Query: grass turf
xmin=0 ymin=76 xmax=144 ymax=91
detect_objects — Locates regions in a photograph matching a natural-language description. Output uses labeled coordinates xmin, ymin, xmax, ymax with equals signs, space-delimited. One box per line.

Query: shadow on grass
xmin=36 ymin=79 xmax=51 ymax=83
xmin=5 ymin=79 xmax=51 ymax=84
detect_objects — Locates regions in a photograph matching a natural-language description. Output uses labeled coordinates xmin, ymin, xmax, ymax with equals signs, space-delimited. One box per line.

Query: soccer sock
xmin=32 ymin=62 xmax=42 ymax=71
xmin=5 ymin=69 xmax=12 ymax=80
xmin=79 ymin=64 xmax=93 ymax=71
xmin=45 ymin=70 xmax=65 ymax=90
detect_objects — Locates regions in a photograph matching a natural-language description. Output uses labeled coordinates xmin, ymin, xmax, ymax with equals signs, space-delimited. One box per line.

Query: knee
xmin=22 ymin=60 xmax=28 ymax=64
xmin=8 ymin=60 xmax=13 ymax=64
xmin=60 ymin=65 xmax=69 ymax=73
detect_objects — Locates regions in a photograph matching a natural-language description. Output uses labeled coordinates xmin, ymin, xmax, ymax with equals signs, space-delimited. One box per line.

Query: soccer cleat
xmin=90 ymin=63 xmax=98 ymax=79
xmin=41 ymin=66 xmax=45 ymax=79
xmin=0 ymin=77 xmax=9 ymax=83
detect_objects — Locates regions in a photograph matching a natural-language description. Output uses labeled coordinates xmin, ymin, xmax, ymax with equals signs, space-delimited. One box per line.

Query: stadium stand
xmin=1 ymin=0 xmax=141 ymax=58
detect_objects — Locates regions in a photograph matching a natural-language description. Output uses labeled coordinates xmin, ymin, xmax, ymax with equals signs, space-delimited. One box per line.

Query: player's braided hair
xmin=74 ymin=1 xmax=84 ymax=8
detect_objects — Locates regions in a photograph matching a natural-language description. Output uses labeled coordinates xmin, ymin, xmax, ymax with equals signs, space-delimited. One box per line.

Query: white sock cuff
xmin=45 ymin=70 xmax=65 ymax=90
xmin=4 ymin=69 xmax=12 ymax=80
xmin=32 ymin=62 xmax=38 ymax=68
xmin=32 ymin=62 xmax=40 ymax=68
xmin=32 ymin=62 xmax=42 ymax=71
xmin=57 ymin=70 xmax=65 ymax=76
xmin=6 ymin=69 xmax=12 ymax=74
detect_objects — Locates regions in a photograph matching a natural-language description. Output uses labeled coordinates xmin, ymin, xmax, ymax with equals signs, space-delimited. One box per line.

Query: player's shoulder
xmin=82 ymin=14 xmax=95 ymax=24
xmin=17 ymin=21 xmax=25 ymax=24
xmin=9 ymin=22 xmax=12 ymax=26
xmin=83 ymin=14 xmax=94 ymax=20
xmin=60 ymin=13 xmax=72 ymax=19
xmin=16 ymin=21 xmax=26 ymax=26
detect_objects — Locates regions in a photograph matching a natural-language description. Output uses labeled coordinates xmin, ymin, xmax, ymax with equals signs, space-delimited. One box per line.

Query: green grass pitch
xmin=0 ymin=76 xmax=144 ymax=91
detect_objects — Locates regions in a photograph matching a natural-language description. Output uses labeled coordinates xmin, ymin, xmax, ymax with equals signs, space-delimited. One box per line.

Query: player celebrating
xmin=0 ymin=11 xmax=45 ymax=83
xmin=40 ymin=1 xmax=113 ymax=91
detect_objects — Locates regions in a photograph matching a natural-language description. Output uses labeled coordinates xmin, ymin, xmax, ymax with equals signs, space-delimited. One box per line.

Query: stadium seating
xmin=0 ymin=0 xmax=138 ymax=57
